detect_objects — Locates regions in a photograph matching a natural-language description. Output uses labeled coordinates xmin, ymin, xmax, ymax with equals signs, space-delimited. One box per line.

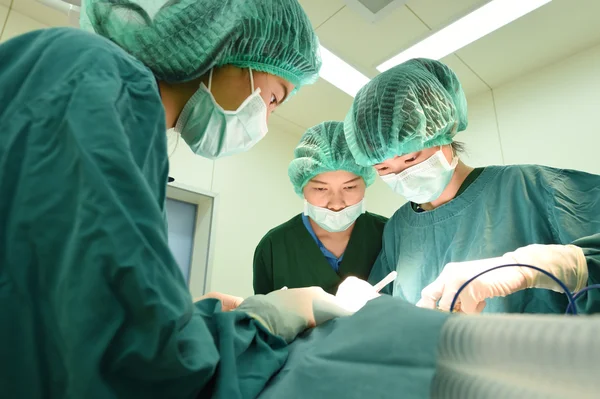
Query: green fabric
xmin=254 ymin=213 xmax=388 ymax=295
xmin=369 ymin=165 xmax=600 ymax=314
xmin=411 ymin=167 xmax=484 ymax=211
xmin=456 ymin=167 xmax=484 ymax=196
xmin=344 ymin=58 xmax=468 ymax=166
xmin=259 ymin=297 xmax=450 ymax=399
xmin=80 ymin=0 xmax=321 ymax=89
xmin=0 ymin=28 xmax=287 ymax=398
xmin=289 ymin=121 xmax=377 ymax=197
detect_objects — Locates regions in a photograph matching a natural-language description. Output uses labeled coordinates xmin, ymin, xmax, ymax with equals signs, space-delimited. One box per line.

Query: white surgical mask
xmin=175 ymin=68 xmax=268 ymax=159
xmin=304 ymin=199 xmax=366 ymax=233
xmin=381 ymin=148 xmax=458 ymax=204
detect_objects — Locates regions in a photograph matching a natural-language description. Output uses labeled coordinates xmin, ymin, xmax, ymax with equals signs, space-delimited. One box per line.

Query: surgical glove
xmin=235 ymin=287 xmax=353 ymax=343
xmin=416 ymin=244 xmax=588 ymax=314
xmin=195 ymin=292 xmax=244 ymax=311
xmin=336 ymin=277 xmax=380 ymax=312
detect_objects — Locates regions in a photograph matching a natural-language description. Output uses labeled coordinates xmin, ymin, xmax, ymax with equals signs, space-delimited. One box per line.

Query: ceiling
xmin=275 ymin=0 xmax=600 ymax=133
xmin=3 ymin=0 xmax=600 ymax=135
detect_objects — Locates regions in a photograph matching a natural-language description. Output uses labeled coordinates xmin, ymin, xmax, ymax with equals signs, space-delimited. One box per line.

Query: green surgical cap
xmin=289 ymin=121 xmax=377 ymax=197
xmin=80 ymin=0 xmax=321 ymax=89
xmin=344 ymin=58 xmax=468 ymax=166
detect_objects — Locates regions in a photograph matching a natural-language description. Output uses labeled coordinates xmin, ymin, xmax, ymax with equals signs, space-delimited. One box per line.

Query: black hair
xmin=451 ymin=141 xmax=466 ymax=154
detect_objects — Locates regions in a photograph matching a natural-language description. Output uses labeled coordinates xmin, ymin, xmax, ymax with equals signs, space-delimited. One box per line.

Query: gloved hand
xmin=336 ymin=277 xmax=380 ymax=312
xmin=235 ymin=287 xmax=353 ymax=343
xmin=195 ymin=292 xmax=244 ymax=311
xmin=416 ymin=244 xmax=588 ymax=313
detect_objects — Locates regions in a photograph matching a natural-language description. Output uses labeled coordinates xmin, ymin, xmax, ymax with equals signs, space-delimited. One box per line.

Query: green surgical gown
xmin=253 ymin=213 xmax=388 ymax=294
xmin=369 ymin=165 xmax=600 ymax=314
xmin=0 ymin=28 xmax=287 ymax=398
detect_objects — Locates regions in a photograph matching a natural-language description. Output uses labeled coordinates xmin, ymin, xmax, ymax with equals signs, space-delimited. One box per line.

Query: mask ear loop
xmin=208 ymin=68 xmax=214 ymax=91
xmin=249 ymin=67 xmax=255 ymax=93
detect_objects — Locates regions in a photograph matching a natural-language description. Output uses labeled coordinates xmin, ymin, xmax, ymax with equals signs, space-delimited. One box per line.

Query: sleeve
xmin=6 ymin=67 xmax=287 ymax=398
xmin=367 ymin=218 xmax=397 ymax=296
xmin=253 ymin=234 xmax=275 ymax=294
xmin=546 ymin=168 xmax=600 ymax=314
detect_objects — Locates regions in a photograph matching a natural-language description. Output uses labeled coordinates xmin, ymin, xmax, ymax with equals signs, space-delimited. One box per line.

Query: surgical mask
xmin=174 ymin=68 xmax=268 ymax=159
xmin=304 ymin=199 xmax=366 ymax=233
xmin=381 ymin=148 xmax=458 ymax=204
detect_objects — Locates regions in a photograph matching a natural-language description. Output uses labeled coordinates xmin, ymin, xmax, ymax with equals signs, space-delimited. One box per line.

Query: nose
xmin=327 ymin=194 xmax=346 ymax=212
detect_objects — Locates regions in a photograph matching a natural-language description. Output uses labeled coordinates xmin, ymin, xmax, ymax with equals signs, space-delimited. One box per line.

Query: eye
xmin=405 ymin=156 xmax=417 ymax=163
xmin=270 ymin=94 xmax=278 ymax=105
xmin=313 ymin=187 xmax=327 ymax=192
xmin=344 ymin=185 xmax=357 ymax=190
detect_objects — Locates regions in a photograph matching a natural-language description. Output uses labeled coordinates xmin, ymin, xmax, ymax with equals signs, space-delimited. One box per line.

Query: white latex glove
xmin=235 ymin=287 xmax=353 ymax=343
xmin=195 ymin=292 xmax=244 ymax=311
xmin=416 ymin=244 xmax=588 ymax=314
xmin=335 ymin=277 xmax=380 ymax=312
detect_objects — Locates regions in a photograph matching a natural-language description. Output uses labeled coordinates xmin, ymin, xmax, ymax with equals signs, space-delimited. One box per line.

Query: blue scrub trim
xmin=301 ymin=214 xmax=344 ymax=272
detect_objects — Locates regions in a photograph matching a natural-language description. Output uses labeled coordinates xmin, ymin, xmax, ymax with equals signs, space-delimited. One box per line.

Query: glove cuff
xmin=507 ymin=244 xmax=588 ymax=293
xmin=235 ymin=295 xmax=306 ymax=343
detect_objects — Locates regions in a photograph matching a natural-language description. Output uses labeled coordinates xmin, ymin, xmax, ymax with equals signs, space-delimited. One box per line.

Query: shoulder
xmin=257 ymin=214 xmax=304 ymax=247
xmin=362 ymin=212 xmax=389 ymax=227
xmin=2 ymin=28 xmax=159 ymax=114
xmin=388 ymin=202 xmax=412 ymax=223
xmin=16 ymin=28 xmax=153 ymax=86
xmin=492 ymin=164 xmax=593 ymax=185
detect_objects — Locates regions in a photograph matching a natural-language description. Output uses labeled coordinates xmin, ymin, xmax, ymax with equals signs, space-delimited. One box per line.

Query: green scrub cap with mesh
xmin=80 ymin=0 xmax=321 ymax=89
xmin=344 ymin=58 xmax=468 ymax=166
xmin=289 ymin=121 xmax=377 ymax=197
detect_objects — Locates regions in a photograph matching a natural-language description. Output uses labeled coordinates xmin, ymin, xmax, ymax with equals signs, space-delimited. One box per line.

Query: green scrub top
xmin=0 ymin=28 xmax=289 ymax=398
xmin=369 ymin=165 xmax=600 ymax=314
xmin=253 ymin=212 xmax=388 ymax=294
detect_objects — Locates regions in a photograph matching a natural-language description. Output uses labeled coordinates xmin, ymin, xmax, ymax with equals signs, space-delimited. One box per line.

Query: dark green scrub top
xmin=253 ymin=212 xmax=388 ymax=294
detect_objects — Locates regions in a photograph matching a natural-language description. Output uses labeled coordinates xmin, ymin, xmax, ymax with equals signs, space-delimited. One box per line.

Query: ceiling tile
xmin=268 ymin=113 xmax=307 ymax=138
xmin=12 ymin=0 xmax=70 ymax=28
xmin=458 ymin=90 xmax=505 ymax=167
xmin=440 ymin=54 xmax=489 ymax=97
xmin=315 ymin=5 xmax=429 ymax=76
xmin=1 ymin=8 xmax=47 ymax=42
xmin=297 ymin=0 xmax=346 ymax=28
xmin=274 ymin=78 xmax=354 ymax=131
xmin=456 ymin=0 xmax=600 ymax=88
xmin=0 ymin=6 xmax=8 ymax=38
xmin=405 ymin=0 xmax=482 ymax=29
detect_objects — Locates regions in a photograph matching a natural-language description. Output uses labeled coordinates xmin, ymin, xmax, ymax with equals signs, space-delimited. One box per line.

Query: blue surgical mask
xmin=381 ymin=148 xmax=458 ymax=204
xmin=174 ymin=68 xmax=268 ymax=160
xmin=304 ymin=199 xmax=366 ymax=233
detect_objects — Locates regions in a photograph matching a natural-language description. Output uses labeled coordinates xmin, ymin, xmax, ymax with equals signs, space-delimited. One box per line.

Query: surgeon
xmin=0 ymin=1 xmax=354 ymax=398
xmin=344 ymin=58 xmax=600 ymax=314
xmin=253 ymin=121 xmax=388 ymax=295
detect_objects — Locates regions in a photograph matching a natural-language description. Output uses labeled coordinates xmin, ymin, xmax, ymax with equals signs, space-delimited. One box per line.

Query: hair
xmin=451 ymin=141 xmax=466 ymax=155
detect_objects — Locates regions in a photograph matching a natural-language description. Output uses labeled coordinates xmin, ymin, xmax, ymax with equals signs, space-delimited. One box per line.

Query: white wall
xmin=0 ymin=7 xmax=47 ymax=43
xmin=462 ymin=43 xmax=600 ymax=175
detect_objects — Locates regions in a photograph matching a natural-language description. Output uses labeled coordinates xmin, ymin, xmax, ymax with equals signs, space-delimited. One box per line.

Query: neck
xmin=158 ymin=78 xmax=205 ymax=129
xmin=421 ymin=160 xmax=473 ymax=211
xmin=158 ymin=81 xmax=180 ymax=129
xmin=309 ymin=217 xmax=355 ymax=240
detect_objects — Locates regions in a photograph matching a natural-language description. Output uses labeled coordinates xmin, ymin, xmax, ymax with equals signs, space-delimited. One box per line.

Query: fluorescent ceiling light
xmin=319 ymin=45 xmax=370 ymax=98
xmin=377 ymin=0 xmax=552 ymax=72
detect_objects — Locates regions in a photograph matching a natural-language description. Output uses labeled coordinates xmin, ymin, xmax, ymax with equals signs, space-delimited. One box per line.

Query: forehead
xmin=311 ymin=170 xmax=359 ymax=183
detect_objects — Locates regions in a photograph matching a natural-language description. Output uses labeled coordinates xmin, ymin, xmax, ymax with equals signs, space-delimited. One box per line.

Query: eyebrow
xmin=310 ymin=177 xmax=361 ymax=185
xmin=343 ymin=177 xmax=361 ymax=184
xmin=280 ymin=83 xmax=289 ymax=103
